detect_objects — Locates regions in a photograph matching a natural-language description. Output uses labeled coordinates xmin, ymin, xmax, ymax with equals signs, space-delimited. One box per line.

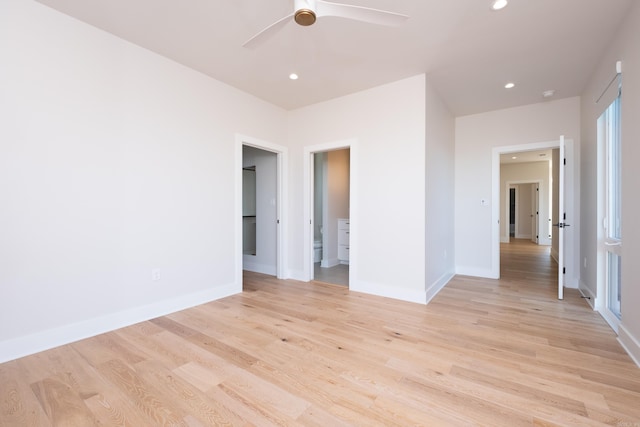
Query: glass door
xmin=600 ymin=95 xmax=622 ymax=330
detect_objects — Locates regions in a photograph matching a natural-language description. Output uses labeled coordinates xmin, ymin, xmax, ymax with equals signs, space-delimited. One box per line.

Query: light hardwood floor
xmin=2 ymin=239 xmax=639 ymax=426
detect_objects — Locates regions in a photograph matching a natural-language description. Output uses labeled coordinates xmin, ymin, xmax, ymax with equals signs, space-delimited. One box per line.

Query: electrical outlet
xmin=152 ymin=268 xmax=161 ymax=281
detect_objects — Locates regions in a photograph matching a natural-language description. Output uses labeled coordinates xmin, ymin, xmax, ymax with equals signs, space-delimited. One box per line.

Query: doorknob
xmin=552 ymin=223 xmax=570 ymax=228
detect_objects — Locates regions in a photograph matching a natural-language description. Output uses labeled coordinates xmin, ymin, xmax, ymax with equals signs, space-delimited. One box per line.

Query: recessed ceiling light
xmin=542 ymin=89 xmax=555 ymax=98
xmin=491 ymin=0 xmax=508 ymax=11
xmin=512 ymin=156 xmax=517 ymax=160
xmin=289 ymin=73 xmax=299 ymax=80
xmin=505 ymin=82 xmax=515 ymax=89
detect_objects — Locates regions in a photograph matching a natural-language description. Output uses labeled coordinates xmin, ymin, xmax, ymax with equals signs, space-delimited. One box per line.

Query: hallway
xmin=500 ymin=238 xmax=558 ymax=293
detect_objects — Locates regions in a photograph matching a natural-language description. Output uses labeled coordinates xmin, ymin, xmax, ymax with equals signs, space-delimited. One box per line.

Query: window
xmin=599 ymin=93 xmax=622 ymax=328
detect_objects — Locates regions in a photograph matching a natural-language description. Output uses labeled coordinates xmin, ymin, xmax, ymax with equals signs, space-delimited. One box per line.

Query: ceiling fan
xmin=243 ymin=0 xmax=409 ymax=48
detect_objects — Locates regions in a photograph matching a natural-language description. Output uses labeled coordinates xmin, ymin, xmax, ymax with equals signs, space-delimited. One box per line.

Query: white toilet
xmin=313 ymin=240 xmax=322 ymax=263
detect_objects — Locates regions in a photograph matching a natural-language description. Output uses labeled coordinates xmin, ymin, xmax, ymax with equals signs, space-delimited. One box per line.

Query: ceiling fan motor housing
xmin=294 ymin=0 xmax=317 ymax=26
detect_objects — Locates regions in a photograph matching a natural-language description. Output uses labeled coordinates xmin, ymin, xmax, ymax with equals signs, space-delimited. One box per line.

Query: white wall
xmin=242 ymin=146 xmax=277 ymax=275
xmin=455 ymin=97 xmax=580 ymax=279
xmin=424 ymin=78 xmax=456 ymax=300
xmin=580 ymin=1 xmax=640 ymax=364
xmin=288 ymin=75 xmax=428 ymax=303
xmin=500 ymin=162 xmax=550 ymax=244
xmin=0 ymin=0 xmax=286 ymax=362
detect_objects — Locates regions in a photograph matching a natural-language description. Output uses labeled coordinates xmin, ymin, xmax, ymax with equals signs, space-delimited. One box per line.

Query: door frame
xmin=235 ymin=134 xmax=288 ymax=288
xmin=491 ymin=138 xmax=576 ymax=286
xmin=504 ymin=180 xmax=541 ymax=243
xmin=303 ymin=138 xmax=357 ymax=284
xmin=596 ymin=97 xmax=622 ymax=331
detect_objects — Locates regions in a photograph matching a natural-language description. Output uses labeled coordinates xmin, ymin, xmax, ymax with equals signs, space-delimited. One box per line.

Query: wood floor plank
xmin=0 ymin=361 xmax=52 ymax=427
xmin=95 ymin=359 xmax=188 ymax=426
xmin=1 ymin=239 xmax=640 ymax=425
xmin=134 ymin=359 xmax=247 ymax=426
xmin=30 ymin=376 xmax=98 ymax=427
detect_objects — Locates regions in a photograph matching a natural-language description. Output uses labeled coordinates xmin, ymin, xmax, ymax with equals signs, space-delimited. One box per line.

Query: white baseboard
xmin=539 ymin=237 xmax=552 ymax=246
xmin=321 ymin=258 xmax=339 ymax=268
xmin=350 ymin=280 xmax=427 ymax=305
xmin=426 ymin=272 xmax=454 ymax=304
xmin=578 ymin=280 xmax=597 ymax=310
xmin=618 ymin=323 xmax=640 ymax=368
xmin=455 ymin=266 xmax=498 ymax=279
xmin=515 ymin=233 xmax=532 ymax=239
xmin=0 ymin=282 xmax=239 ymax=364
xmin=287 ymin=269 xmax=306 ymax=281
xmin=242 ymin=259 xmax=277 ymax=276
xmin=550 ymin=248 xmax=559 ymax=264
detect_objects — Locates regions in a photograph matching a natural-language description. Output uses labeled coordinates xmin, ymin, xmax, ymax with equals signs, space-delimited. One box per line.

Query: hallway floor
xmin=313 ymin=262 xmax=349 ymax=286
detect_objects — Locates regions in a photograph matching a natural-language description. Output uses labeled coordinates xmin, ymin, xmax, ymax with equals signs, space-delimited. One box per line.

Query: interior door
xmin=530 ymin=184 xmax=539 ymax=244
xmin=557 ymin=136 xmax=566 ymax=300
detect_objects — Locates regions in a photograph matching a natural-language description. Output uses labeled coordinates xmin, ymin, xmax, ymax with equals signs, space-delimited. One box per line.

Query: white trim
xmin=426 ymin=272 xmax=455 ymax=304
xmin=235 ymin=134 xmax=289 ymax=282
xmin=0 ymin=283 xmax=238 ymax=364
xmin=320 ymin=258 xmax=340 ymax=269
xmin=578 ymin=280 xmax=597 ymax=310
xmin=286 ymin=269 xmax=306 ymax=282
xmin=303 ymin=139 xmax=358 ymax=287
xmin=351 ymin=271 xmax=453 ymax=305
xmin=242 ymin=258 xmax=277 ymax=276
xmin=599 ymin=309 xmax=620 ymax=334
xmin=618 ymin=323 xmax=640 ymax=368
xmin=455 ymin=266 xmax=497 ymax=279
xmin=350 ymin=280 xmax=427 ymax=305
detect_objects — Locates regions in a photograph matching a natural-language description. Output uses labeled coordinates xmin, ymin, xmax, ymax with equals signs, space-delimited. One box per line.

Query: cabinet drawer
xmin=338 ymin=229 xmax=350 ymax=245
xmin=338 ymin=219 xmax=350 ymax=230
xmin=338 ymin=245 xmax=350 ymax=261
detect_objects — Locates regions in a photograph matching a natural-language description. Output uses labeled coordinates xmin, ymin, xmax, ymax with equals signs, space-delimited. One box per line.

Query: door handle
xmin=604 ymin=241 xmax=621 ymax=247
xmin=552 ymin=223 xmax=571 ymax=228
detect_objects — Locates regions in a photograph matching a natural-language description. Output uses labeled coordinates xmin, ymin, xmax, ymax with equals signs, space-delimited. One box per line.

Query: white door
xmin=556 ymin=136 xmax=566 ymax=300
xmin=530 ymin=184 xmax=539 ymax=244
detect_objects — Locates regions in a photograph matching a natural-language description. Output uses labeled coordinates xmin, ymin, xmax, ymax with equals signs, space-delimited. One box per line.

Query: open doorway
xmin=500 ymin=150 xmax=553 ymax=279
xmin=508 ymin=184 xmax=539 ymax=242
xmin=312 ymin=149 xmax=350 ymax=286
xmin=242 ymin=145 xmax=277 ymax=275
xmin=303 ymin=139 xmax=357 ymax=287
xmin=235 ymin=134 xmax=288 ymax=290
xmin=492 ymin=138 xmax=577 ymax=298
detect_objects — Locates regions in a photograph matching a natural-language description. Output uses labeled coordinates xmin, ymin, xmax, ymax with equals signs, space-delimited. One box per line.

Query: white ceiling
xmin=500 ymin=149 xmax=553 ymax=165
xmin=34 ymin=0 xmax=632 ymax=116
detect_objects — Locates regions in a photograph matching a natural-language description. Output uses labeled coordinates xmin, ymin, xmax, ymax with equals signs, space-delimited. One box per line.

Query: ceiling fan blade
xmin=316 ymin=0 xmax=408 ymax=26
xmin=243 ymin=13 xmax=294 ymax=49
